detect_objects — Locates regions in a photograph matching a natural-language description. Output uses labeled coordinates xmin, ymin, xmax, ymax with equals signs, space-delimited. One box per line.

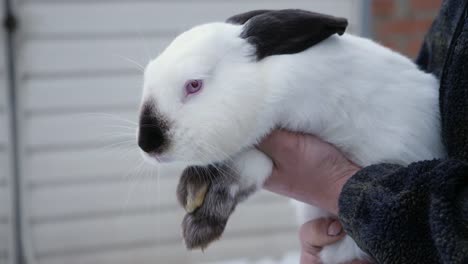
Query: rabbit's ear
xmin=238 ymin=9 xmax=348 ymax=60
xmin=226 ymin=10 xmax=273 ymax=25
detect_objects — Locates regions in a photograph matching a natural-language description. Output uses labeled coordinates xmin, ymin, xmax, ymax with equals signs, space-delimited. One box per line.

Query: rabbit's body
xmin=259 ymin=33 xmax=443 ymax=168
xmin=138 ymin=10 xmax=445 ymax=264
xmin=215 ymin=33 xmax=444 ymax=264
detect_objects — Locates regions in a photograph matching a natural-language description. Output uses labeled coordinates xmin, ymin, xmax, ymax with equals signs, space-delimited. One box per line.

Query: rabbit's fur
xmin=138 ymin=10 xmax=445 ymax=264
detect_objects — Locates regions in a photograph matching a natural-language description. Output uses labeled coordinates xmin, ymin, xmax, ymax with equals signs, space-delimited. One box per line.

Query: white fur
xmin=141 ymin=22 xmax=445 ymax=263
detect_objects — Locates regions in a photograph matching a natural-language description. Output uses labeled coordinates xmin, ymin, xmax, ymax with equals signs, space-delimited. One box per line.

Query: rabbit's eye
xmin=185 ymin=80 xmax=203 ymax=95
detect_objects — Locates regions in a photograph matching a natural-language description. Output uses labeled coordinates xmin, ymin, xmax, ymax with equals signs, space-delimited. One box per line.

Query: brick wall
xmin=372 ymin=0 xmax=443 ymax=58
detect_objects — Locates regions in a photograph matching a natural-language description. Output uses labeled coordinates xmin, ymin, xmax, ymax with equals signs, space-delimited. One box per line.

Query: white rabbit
xmin=137 ymin=10 xmax=445 ymax=264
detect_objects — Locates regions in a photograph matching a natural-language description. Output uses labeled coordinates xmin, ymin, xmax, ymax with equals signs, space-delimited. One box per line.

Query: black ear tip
xmin=338 ymin=21 xmax=348 ymax=35
xmin=331 ymin=18 xmax=348 ymax=36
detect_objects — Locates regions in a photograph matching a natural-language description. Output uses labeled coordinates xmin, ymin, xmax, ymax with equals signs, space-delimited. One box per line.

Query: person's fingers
xmin=299 ymin=219 xmax=346 ymax=264
xmin=299 ymin=219 xmax=345 ymax=248
xmin=300 ymin=250 xmax=321 ymax=264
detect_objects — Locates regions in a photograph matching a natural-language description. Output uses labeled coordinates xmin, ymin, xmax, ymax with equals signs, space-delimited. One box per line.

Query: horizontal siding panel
xmin=0 ymin=184 xmax=10 ymax=264
xmin=0 ymin=24 xmax=6 ymax=112
xmin=30 ymin=175 xmax=180 ymax=219
xmin=30 ymin=174 xmax=286 ymax=219
xmin=26 ymin=111 xmax=138 ymax=149
xmin=20 ymin=38 xmax=169 ymax=77
xmin=0 ymin=39 xmax=5 ymax=72
xmin=0 ymin=185 xmax=10 ymax=219
xmin=24 ymin=75 xmax=141 ymax=112
xmin=27 ymin=148 xmax=153 ymax=183
xmin=39 ymin=231 xmax=298 ymax=264
xmin=0 ymin=114 xmax=7 ymax=145
xmin=0 ymin=151 xmax=9 ymax=232
xmin=0 ymin=221 xmax=11 ymax=255
xmin=0 ymin=149 xmax=10 ymax=261
xmin=0 ymin=78 xmax=6 ymax=109
xmin=0 ymin=152 xmax=9 ymax=182
xmin=21 ymin=1 xmax=359 ymax=36
xmin=0 ymin=256 xmax=8 ymax=264
xmin=33 ymin=202 xmax=296 ymax=255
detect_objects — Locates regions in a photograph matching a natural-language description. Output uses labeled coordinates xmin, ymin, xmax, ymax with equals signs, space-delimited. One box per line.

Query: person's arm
xmin=338 ymin=159 xmax=468 ymax=263
xmin=259 ymin=131 xmax=468 ymax=264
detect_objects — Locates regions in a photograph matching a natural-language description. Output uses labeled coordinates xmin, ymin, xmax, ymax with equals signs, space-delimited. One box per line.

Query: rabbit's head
xmin=138 ymin=9 xmax=347 ymax=165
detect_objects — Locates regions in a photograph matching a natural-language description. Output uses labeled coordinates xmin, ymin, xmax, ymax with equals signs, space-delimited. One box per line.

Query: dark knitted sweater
xmin=338 ymin=0 xmax=468 ymax=263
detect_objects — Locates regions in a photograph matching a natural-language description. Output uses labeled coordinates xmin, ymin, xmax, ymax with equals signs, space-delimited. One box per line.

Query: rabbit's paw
xmin=177 ymin=166 xmax=210 ymax=214
xmin=177 ymin=164 xmax=244 ymax=250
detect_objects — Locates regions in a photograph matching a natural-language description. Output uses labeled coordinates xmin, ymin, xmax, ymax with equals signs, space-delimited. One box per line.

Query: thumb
xmin=299 ymin=218 xmax=345 ymax=250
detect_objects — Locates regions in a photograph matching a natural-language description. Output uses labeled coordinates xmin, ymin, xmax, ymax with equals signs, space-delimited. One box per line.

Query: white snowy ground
xmin=203 ymin=252 xmax=300 ymax=264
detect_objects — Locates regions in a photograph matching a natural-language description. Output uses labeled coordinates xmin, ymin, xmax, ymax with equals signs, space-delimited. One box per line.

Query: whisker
xmin=96 ymin=140 xmax=137 ymax=154
xmin=91 ymin=133 xmax=135 ymax=142
xmin=78 ymin=112 xmax=138 ymax=126
xmin=102 ymin=125 xmax=137 ymax=131
xmin=112 ymin=53 xmax=145 ymax=72
xmin=121 ymin=161 xmax=147 ymax=213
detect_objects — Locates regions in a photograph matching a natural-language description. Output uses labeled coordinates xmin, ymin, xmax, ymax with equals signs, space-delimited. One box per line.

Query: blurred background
xmin=0 ymin=0 xmax=442 ymax=264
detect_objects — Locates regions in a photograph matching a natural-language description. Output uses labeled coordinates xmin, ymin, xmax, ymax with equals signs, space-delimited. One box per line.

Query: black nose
xmin=138 ymin=103 xmax=168 ymax=154
xmin=138 ymin=121 xmax=165 ymax=153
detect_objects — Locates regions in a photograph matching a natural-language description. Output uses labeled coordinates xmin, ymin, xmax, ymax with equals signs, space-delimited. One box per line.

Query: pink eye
xmin=185 ymin=80 xmax=203 ymax=95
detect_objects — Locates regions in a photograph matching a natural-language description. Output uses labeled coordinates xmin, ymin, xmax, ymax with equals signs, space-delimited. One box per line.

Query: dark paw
xmin=182 ymin=210 xmax=227 ymax=250
xmin=177 ymin=166 xmax=211 ymax=213
xmin=177 ymin=164 xmax=239 ymax=250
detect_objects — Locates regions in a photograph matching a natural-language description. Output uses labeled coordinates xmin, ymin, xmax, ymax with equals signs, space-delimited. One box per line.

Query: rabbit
xmin=137 ymin=9 xmax=445 ymax=264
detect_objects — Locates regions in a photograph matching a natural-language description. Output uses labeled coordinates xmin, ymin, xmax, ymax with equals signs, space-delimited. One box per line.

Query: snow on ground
xmin=202 ymin=252 xmax=300 ymax=264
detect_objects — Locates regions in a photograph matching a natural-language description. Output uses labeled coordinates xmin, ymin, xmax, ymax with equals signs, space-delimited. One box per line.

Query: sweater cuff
xmin=337 ymin=164 xmax=402 ymax=243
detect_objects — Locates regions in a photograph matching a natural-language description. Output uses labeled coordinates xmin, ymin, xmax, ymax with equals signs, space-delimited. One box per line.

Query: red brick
xmin=372 ymin=0 xmax=395 ymax=17
xmin=380 ymin=37 xmax=405 ymax=52
xmin=406 ymin=37 xmax=425 ymax=58
xmin=372 ymin=0 xmax=439 ymax=57
xmin=410 ymin=0 xmax=443 ymax=10
xmin=377 ymin=19 xmax=433 ymax=35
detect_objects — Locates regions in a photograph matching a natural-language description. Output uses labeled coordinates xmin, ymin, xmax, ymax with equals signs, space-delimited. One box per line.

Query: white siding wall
xmin=15 ymin=1 xmax=365 ymax=263
xmin=0 ymin=70 xmax=8 ymax=264
xmin=0 ymin=2 xmax=13 ymax=263
xmin=0 ymin=90 xmax=12 ymax=264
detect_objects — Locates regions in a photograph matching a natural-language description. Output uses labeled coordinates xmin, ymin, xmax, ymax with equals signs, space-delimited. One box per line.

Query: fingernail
xmin=327 ymin=220 xmax=342 ymax=236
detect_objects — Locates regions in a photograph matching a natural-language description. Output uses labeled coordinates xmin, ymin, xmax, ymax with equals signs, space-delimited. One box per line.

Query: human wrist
xmin=326 ymin=163 xmax=360 ymax=215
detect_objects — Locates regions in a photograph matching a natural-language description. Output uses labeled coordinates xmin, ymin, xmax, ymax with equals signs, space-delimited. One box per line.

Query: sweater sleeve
xmin=338 ymin=159 xmax=468 ymax=264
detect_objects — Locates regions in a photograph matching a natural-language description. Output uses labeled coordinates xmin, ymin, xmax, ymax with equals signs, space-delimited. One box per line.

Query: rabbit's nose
xmin=138 ymin=121 xmax=165 ymax=153
xmin=138 ymin=101 xmax=168 ymax=154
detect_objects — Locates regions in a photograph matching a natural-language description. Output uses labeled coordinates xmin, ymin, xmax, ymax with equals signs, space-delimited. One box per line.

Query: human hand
xmin=299 ymin=218 xmax=371 ymax=264
xmin=258 ymin=130 xmax=360 ymax=215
